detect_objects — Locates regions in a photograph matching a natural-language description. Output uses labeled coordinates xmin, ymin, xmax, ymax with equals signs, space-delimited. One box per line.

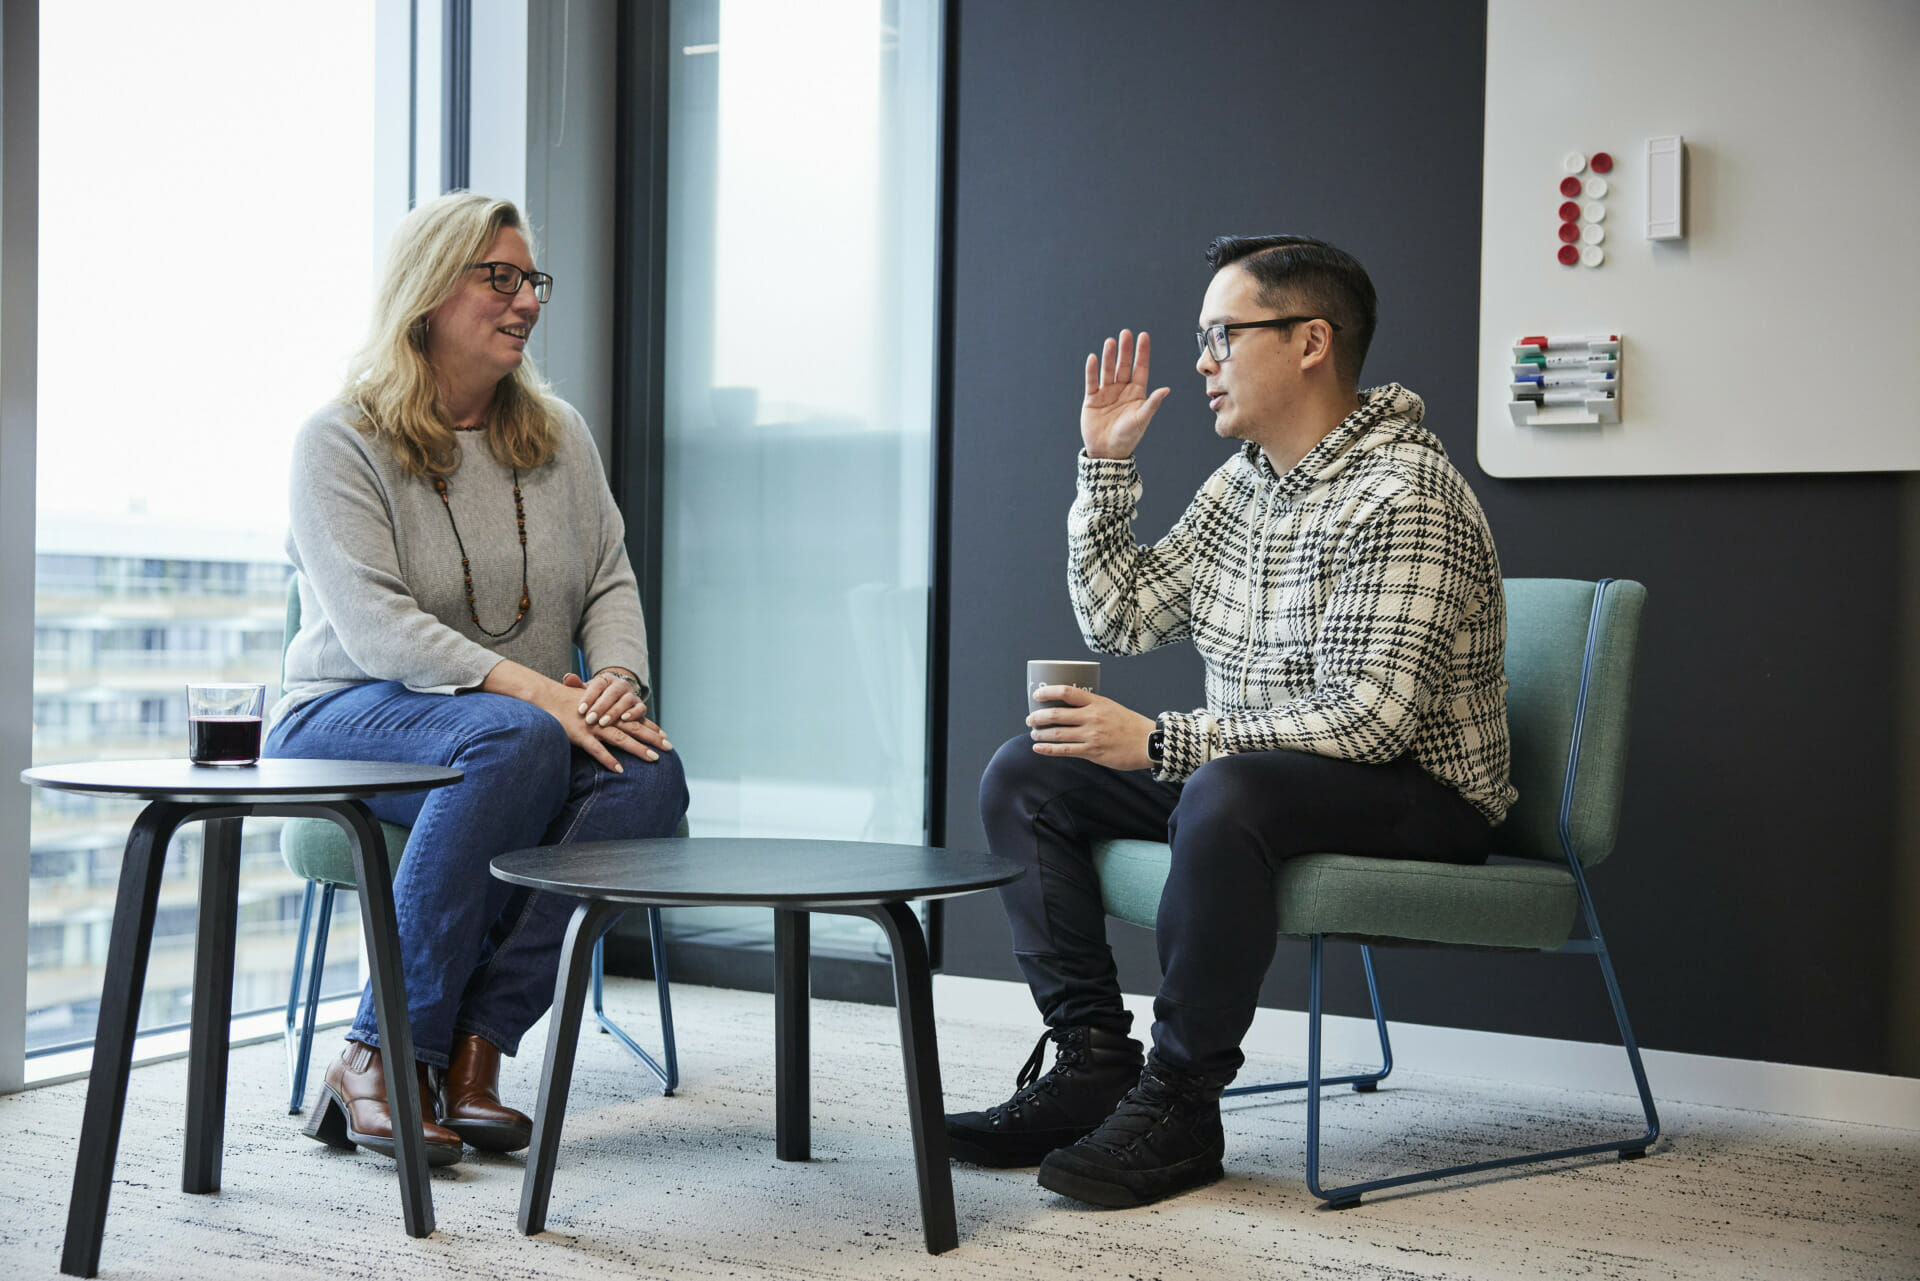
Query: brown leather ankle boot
xmin=304 ymin=1041 xmax=464 ymax=1166
xmin=433 ymin=1032 xmax=533 ymax=1152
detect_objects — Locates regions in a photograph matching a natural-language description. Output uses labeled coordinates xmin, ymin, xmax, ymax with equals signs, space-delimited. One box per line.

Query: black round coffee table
xmin=491 ymin=837 xmax=1022 ymax=1255
xmin=22 ymin=759 xmax=462 ymax=1277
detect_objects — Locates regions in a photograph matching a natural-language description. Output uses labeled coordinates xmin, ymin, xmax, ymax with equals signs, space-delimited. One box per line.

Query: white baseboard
xmin=932 ymin=974 xmax=1920 ymax=1132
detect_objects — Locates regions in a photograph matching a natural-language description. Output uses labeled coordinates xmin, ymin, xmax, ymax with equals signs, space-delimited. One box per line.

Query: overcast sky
xmin=36 ymin=2 xmax=375 ymax=548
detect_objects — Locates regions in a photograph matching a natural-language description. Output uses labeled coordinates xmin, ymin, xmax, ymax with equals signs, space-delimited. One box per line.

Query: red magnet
xmin=1559 ymin=175 xmax=1582 ymax=197
xmin=1559 ymin=200 xmax=1581 ymax=222
xmin=1591 ymin=151 xmax=1613 ymax=173
xmin=1557 ymin=244 xmax=1580 ymax=266
xmin=1558 ymin=222 xmax=1581 ymax=243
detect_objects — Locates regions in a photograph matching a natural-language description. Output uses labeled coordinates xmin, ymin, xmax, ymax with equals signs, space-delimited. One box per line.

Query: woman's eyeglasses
xmin=468 ymin=261 xmax=554 ymax=303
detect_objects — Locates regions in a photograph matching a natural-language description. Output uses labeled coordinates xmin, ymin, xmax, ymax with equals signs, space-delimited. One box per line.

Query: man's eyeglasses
xmin=1195 ymin=316 xmax=1341 ymax=362
xmin=468 ymin=261 xmax=554 ymax=303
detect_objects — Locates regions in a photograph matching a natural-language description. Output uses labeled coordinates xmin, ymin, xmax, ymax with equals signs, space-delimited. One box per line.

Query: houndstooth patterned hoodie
xmin=1068 ymin=382 xmax=1517 ymax=824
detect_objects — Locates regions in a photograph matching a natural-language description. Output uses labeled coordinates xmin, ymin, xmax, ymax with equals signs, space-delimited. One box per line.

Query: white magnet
xmin=1582 ymin=200 xmax=1606 ymax=223
xmin=1581 ymin=222 xmax=1606 ymax=245
xmin=1563 ymin=151 xmax=1588 ymax=174
xmin=1583 ymin=176 xmax=1609 ymax=199
xmin=1581 ymin=244 xmax=1605 ymax=267
xmin=1647 ymin=134 xmax=1685 ymax=240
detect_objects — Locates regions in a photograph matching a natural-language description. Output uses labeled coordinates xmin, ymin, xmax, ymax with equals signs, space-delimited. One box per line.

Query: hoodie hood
xmin=1241 ymin=382 xmax=1442 ymax=498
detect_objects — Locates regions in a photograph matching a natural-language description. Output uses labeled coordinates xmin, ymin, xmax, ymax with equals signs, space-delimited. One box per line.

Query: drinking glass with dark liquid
xmin=186 ymin=683 xmax=266 ymax=766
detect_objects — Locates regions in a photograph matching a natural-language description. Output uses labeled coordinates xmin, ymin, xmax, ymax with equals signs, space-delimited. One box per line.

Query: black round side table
xmin=491 ymin=836 xmax=1022 ymax=1255
xmin=21 ymin=759 xmax=461 ymax=1278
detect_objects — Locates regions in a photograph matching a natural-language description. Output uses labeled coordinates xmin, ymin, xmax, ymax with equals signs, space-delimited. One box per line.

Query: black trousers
xmin=979 ymin=735 xmax=1492 ymax=1077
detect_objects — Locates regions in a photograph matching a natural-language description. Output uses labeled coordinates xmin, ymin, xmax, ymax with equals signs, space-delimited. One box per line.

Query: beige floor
xmin=2 ymin=979 xmax=1916 ymax=1280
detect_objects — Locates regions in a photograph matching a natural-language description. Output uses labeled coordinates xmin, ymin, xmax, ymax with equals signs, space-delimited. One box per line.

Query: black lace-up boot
xmin=1035 ymin=1048 xmax=1231 ymax=1206
xmin=945 ymin=1026 xmax=1145 ymax=1168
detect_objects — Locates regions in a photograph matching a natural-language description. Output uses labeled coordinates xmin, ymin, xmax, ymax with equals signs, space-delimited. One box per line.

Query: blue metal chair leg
xmin=291 ymin=883 xmax=337 ymax=1113
xmin=1592 ymin=940 xmax=1659 ymax=1159
xmin=590 ymin=906 xmax=679 ymax=1095
xmin=1567 ymin=853 xmax=1661 ymax=1157
xmin=1225 ymin=942 xmax=1391 ymax=1098
xmin=1304 ymin=930 xmax=1662 ymax=1208
xmin=284 ymin=881 xmax=318 ymax=1113
xmin=289 ymin=883 xmax=337 ymax=1113
xmin=1351 ymin=945 xmax=1393 ymax=1092
xmin=1302 ymin=935 xmax=1352 ymax=1207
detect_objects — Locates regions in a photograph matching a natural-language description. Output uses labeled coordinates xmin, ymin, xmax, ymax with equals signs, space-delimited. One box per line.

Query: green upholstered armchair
xmin=275 ymin=576 xmax=682 ymax=1113
xmin=1088 ymin=577 xmax=1660 ymax=1206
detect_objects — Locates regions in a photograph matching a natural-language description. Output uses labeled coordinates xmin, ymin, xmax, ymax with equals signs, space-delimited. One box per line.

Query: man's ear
xmin=1298 ymin=318 xmax=1337 ymax=373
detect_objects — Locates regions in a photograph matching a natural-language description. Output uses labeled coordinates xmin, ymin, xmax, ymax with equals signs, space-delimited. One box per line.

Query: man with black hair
xmin=946 ymin=235 xmax=1516 ymax=1208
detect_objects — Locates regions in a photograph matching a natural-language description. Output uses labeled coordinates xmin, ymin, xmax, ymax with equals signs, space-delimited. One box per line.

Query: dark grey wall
xmin=938 ymin=0 xmax=1909 ymax=1076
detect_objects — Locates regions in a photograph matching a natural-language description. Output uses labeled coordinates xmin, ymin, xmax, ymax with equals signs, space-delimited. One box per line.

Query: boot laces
xmin=1079 ymin=1063 xmax=1186 ymax=1155
xmin=992 ymin=1029 xmax=1086 ymax=1118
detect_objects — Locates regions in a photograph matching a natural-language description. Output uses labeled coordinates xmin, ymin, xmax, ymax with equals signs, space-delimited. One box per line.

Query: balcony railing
xmin=35 ymin=648 xmax=279 ymax=670
xmin=34 ymin=571 xmax=291 ymax=598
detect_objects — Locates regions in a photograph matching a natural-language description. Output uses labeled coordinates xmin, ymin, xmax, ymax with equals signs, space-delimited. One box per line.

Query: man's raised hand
xmin=1081 ymin=328 xmax=1172 ymax=460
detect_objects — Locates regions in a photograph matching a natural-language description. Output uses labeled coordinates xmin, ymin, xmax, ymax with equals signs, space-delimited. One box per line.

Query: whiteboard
xmin=1476 ymin=0 xmax=1920 ymax=477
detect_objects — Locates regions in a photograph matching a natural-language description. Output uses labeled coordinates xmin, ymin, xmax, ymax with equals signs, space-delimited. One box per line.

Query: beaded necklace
xmin=433 ymin=425 xmax=529 ymax=638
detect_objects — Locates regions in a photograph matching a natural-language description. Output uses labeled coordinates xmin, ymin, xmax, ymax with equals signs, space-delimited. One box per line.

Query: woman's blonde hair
xmin=340 ymin=192 xmax=563 ymax=477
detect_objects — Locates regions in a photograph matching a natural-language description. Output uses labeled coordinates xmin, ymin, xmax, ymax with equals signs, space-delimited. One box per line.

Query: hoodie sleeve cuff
xmin=1076 ymin=450 xmax=1140 ymax=497
xmin=1150 ymin=710 xmax=1217 ymax=783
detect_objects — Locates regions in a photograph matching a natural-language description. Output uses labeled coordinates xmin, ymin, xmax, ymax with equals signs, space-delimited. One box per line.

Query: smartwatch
xmin=1146 ymin=725 xmax=1166 ymax=765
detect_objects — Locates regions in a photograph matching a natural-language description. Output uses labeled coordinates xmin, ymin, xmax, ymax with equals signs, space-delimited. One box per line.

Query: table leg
xmin=774 ymin=908 xmax=810 ymax=1161
xmin=183 ymin=815 xmax=245 ymax=1194
xmin=854 ymin=901 xmax=957 ymax=1255
xmin=329 ymin=800 xmax=433 ymax=1239
xmin=61 ymin=801 xmax=193 ymax=1279
xmin=520 ymin=898 xmax=624 ymax=1235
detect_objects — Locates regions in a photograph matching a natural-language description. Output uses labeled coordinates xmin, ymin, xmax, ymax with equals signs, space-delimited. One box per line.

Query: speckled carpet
xmin=2 ymin=979 xmax=1915 ymax=1280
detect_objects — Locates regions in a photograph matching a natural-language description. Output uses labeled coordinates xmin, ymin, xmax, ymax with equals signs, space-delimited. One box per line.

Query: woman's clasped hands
xmin=561 ymin=670 xmax=671 ymax=769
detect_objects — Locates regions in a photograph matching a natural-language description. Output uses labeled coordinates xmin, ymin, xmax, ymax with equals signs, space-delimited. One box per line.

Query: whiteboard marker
xmin=1519 ymin=334 xmax=1619 ymax=350
xmin=1511 ymin=359 xmax=1615 ymax=379
xmin=1512 ymin=387 xmax=1613 ymax=406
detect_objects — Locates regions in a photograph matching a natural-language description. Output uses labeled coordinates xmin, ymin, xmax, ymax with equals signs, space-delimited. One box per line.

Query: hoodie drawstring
xmin=1240 ymin=474 xmax=1273 ymax=707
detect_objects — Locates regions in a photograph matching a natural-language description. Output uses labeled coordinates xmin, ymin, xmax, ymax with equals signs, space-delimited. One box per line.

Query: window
xmin=657 ymin=0 xmax=943 ymax=963
xmin=27 ymin=2 xmax=382 ymax=1055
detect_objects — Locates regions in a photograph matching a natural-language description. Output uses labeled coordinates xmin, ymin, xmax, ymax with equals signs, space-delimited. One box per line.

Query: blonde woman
xmin=269 ymin=192 xmax=687 ymax=1167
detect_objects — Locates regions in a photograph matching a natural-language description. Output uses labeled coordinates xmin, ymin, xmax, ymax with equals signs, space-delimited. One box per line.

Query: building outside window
xmin=27 ymin=2 xmax=380 ymax=1056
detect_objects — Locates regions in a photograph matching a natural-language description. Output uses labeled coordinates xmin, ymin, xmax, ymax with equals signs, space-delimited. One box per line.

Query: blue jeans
xmin=266 ymin=681 xmax=689 ymax=1067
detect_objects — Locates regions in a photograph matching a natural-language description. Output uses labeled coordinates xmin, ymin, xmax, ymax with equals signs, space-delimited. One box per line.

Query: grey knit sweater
xmin=274 ymin=400 xmax=650 ymax=724
xmin=1069 ymin=383 xmax=1516 ymax=824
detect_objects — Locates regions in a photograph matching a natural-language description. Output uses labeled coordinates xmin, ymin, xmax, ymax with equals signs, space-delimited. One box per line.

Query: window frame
xmin=0 ymin=0 xmax=43 ymax=1093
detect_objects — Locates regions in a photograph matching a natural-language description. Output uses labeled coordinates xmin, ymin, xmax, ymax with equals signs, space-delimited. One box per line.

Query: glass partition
xmin=661 ymin=0 xmax=941 ymax=961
